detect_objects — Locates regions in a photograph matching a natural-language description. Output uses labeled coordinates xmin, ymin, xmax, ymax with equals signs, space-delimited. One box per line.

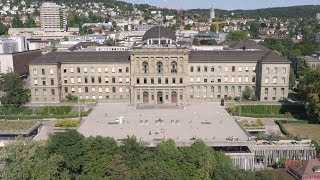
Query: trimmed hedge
xmin=0 ymin=108 xmax=92 ymax=120
xmin=0 ymin=106 xmax=73 ymax=116
xmin=228 ymin=104 xmax=307 ymax=118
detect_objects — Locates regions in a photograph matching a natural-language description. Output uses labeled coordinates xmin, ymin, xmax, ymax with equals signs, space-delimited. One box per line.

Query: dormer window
xmin=313 ymin=166 xmax=320 ymax=173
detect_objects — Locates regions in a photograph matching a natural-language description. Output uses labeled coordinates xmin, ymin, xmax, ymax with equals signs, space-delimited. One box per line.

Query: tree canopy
xmin=226 ymin=31 xmax=249 ymax=41
xmin=0 ymin=130 xmax=293 ymax=179
xmin=11 ymin=15 xmax=23 ymax=28
xmin=297 ymin=68 xmax=320 ymax=123
xmin=0 ymin=72 xmax=29 ymax=108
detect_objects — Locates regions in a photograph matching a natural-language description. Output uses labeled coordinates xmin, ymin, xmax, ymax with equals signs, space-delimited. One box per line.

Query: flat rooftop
xmin=77 ymin=103 xmax=252 ymax=147
xmin=0 ymin=121 xmax=42 ymax=135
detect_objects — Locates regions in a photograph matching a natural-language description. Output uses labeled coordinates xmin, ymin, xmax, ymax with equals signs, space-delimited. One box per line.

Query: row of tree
xmin=0 ymin=130 xmax=291 ymax=180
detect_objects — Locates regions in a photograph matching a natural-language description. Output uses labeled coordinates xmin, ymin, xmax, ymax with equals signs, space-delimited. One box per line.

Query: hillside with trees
xmin=0 ymin=130 xmax=292 ymax=180
xmin=188 ymin=5 xmax=320 ymax=20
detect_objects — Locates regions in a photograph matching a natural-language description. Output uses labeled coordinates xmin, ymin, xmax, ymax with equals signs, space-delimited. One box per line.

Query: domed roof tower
xmin=142 ymin=26 xmax=176 ymax=42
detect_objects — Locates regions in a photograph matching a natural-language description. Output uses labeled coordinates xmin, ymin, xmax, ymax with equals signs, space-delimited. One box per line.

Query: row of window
xmin=136 ymin=77 xmax=183 ymax=84
xmin=264 ymin=77 xmax=286 ymax=84
xmin=62 ymin=77 xmax=130 ymax=84
xmin=142 ymin=61 xmax=177 ymax=74
xmin=32 ymin=67 xmax=130 ymax=75
xmin=263 ymin=88 xmax=286 ymax=100
xmin=35 ymin=89 xmax=55 ymax=96
xmin=64 ymin=87 xmax=130 ymax=94
xmin=189 ymin=86 xmax=254 ymax=93
xmin=33 ymin=68 xmax=54 ymax=75
xmin=34 ymin=79 xmax=55 ymax=86
xmin=265 ymin=67 xmax=287 ymax=74
xmin=190 ymin=65 xmax=256 ymax=73
xmin=63 ymin=67 xmax=129 ymax=74
xmin=136 ymin=93 xmax=183 ymax=101
xmin=189 ymin=76 xmax=256 ymax=83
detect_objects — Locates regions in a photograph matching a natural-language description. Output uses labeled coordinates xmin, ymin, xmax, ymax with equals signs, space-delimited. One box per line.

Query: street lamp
xmin=77 ymin=96 xmax=81 ymax=120
xmin=237 ymin=95 xmax=242 ymax=118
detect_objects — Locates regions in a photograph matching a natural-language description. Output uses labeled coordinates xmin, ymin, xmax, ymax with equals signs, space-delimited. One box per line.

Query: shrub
xmin=55 ymin=118 xmax=80 ymax=128
xmin=251 ymin=96 xmax=258 ymax=101
xmin=255 ymin=119 xmax=265 ymax=126
xmin=234 ymin=97 xmax=240 ymax=101
xmin=65 ymin=93 xmax=78 ymax=102
xmin=36 ymin=106 xmax=73 ymax=116
xmin=275 ymin=120 xmax=289 ymax=135
xmin=240 ymin=120 xmax=251 ymax=127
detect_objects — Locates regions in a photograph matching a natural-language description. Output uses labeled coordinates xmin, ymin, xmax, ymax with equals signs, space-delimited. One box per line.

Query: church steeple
xmin=210 ymin=3 xmax=215 ymax=21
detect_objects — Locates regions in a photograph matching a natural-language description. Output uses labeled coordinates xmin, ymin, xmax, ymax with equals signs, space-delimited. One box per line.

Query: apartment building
xmin=40 ymin=2 xmax=67 ymax=32
xmin=29 ymin=26 xmax=290 ymax=103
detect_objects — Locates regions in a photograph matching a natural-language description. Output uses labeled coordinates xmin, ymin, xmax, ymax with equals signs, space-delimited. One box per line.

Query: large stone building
xmin=29 ymin=26 xmax=290 ymax=103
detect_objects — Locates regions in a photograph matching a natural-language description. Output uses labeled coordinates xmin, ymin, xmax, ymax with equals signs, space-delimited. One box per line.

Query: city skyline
xmin=123 ymin=0 xmax=319 ymax=10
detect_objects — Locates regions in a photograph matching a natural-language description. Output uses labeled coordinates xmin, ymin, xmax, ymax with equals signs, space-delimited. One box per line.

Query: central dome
xmin=142 ymin=26 xmax=176 ymax=42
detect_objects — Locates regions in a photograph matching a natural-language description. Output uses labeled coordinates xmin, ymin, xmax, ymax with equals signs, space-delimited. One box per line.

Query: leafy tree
xmin=118 ymin=136 xmax=151 ymax=169
xmin=298 ymin=68 xmax=320 ymax=123
xmin=242 ymin=86 xmax=254 ymax=100
xmin=83 ymin=136 xmax=117 ymax=176
xmin=0 ymin=72 xmax=29 ymax=108
xmin=269 ymin=22 xmax=274 ymax=28
xmin=0 ymin=23 xmax=9 ymax=35
xmin=276 ymin=22 xmax=281 ymax=30
xmin=63 ymin=36 xmax=69 ymax=41
xmin=184 ymin=24 xmax=192 ymax=30
xmin=226 ymin=31 xmax=249 ymax=41
xmin=48 ymin=45 xmax=58 ymax=52
xmin=106 ymin=154 xmax=132 ymax=180
xmin=210 ymin=24 xmax=217 ymax=32
xmin=0 ymin=137 xmax=39 ymax=180
xmin=31 ymin=153 xmax=67 ymax=180
xmin=24 ymin=17 xmax=37 ymax=28
xmin=11 ymin=15 xmax=23 ymax=28
xmin=47 ymin=130 xmax=85 ymax=173
xmin=289 ymin=68 xmax=296 ymax=90
xmin=33 ymin=8 xmax=40 ymax=16
xmin=249 ymin=22 xmax=260 ymax=38
xmin=296 ymin=59 xmax=310 ymax=79
xmin=104 ymin=38 xmax=116 ymax=46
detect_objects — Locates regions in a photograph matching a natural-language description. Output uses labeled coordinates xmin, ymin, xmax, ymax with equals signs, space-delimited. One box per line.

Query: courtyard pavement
xmin=77 ymin=102 xmax=250 ymax=146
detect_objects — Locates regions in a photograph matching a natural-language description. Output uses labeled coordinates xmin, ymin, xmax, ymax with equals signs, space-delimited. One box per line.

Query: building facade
xmin=40 ymin=2 xmax=67 ymax=32
xmin=29 ymin=26 xmax=291 ymax=103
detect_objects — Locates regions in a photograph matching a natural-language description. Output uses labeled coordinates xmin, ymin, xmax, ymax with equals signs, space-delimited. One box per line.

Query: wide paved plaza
xmin=77 ymin=102 xmax=250 ymax=146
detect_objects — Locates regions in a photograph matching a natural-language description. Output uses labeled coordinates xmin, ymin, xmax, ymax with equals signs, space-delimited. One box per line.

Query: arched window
xmin=210 ymin=86 xmax=214 ymax=93
xmin=203 ymin=86 xmax=207 ymax=93
xmin=171 ymin=61 xmax=177 ymax=73
xmin=190 ymin=86 xmax=194 ymax=93
xmin=142 ymin=61 xmax=148 ymax=73
xmin=224 ymin=86 xmax=228 ymax=93
xmin=156 ymin=61 xmax=163 ymax=73
xmin=197 ymin=86 xmax=200 ymax=93
xmin=218 ymin=86 xmax=221 ymax=92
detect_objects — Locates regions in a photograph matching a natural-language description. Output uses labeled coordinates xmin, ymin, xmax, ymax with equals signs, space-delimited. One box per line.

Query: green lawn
xmin=0 ymin=121 xmax=38 ymax=131
xmin=228 ymin=104 xmax=307 ymax=119
xmin=283 ymin=123 xmax=320 ymax=141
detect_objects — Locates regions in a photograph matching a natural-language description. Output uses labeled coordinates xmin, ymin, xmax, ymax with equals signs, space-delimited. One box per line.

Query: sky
xmin=122 ymin=0 xmax=320 ymax=10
